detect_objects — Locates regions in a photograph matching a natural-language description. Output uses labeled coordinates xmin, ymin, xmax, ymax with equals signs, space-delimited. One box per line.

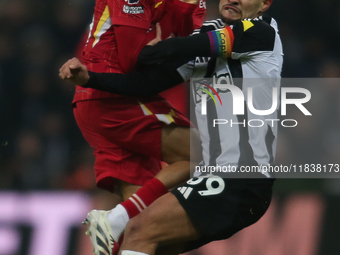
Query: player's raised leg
xmin=82 ymin=122 xmax=201 ymax=255
xmin=118 ymin=176 xmax=274 ymax=255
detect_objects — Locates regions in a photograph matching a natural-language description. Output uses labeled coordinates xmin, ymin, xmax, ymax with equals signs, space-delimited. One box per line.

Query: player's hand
xmin=139 ymin=23 xmax=175 ymax=65
xmin=59 ymin=57 xmax=90 ymax=86
xmin=147 ymin=23 xmax=162 ymax=46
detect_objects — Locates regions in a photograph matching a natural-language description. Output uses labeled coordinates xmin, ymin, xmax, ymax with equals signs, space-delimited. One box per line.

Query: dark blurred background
xmin=1 ymin=1 xmax=340 ymax=255
xmin=0 ymin=0 xmax=340 ymax=193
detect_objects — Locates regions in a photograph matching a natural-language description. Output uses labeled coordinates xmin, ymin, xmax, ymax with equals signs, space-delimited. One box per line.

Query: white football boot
xmin=83 ymin=210 xmax=118 ymax=255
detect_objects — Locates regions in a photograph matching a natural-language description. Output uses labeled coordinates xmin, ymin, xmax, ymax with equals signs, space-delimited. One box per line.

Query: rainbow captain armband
xmin=207 ymin=27 xmax=234 ymax=58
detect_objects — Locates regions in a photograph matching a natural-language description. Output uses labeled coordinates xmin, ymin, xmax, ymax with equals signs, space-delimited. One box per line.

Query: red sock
xmin=120 ymin=178 xmax=168 ymax=218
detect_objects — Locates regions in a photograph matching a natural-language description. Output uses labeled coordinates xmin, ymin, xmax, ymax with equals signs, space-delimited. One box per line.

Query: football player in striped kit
xmin=60 ymin=0 xmax=282 ymax=254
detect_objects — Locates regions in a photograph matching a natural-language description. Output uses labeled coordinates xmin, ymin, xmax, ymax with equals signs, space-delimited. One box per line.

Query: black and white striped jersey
xmin=177 ymin=17 xmax=283 ymax=175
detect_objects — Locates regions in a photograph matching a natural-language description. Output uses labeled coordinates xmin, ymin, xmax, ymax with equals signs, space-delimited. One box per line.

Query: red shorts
xmin=73 ymin=95 xmax=192 ymax=192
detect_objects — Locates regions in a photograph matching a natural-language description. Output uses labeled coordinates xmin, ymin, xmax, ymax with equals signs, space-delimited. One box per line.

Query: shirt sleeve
xmin=83 ymin=58 xmax=188 ymax=97
xmin=137 ymin=30 xmax=225 ymax=65
xmin=230 ymin=19 xmax=276 ymax=59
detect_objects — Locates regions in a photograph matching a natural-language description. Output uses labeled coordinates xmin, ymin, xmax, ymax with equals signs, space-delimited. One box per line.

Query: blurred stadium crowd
xmin=0 ymin=0 xmax=339 ymax=192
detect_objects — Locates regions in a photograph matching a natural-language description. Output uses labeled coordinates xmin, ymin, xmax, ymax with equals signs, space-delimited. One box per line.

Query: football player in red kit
xmin=68 ymin=0 xmax=206 ymax=254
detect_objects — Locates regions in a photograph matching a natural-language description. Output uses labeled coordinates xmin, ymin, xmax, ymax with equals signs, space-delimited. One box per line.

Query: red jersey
xmin=73 ymin=0 xmax=206 ymax=103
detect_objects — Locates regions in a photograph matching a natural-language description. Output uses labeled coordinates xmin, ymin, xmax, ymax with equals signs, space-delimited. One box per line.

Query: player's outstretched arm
xmin=59 ymin=57 xmax=90 ymax=86
xmin=87 ymin=58 xmax=187 ymax=97
xmin=138 ymin=26 xmax=234 ymax=65
xmin=59 ymin=56 xmax=188 ymax=97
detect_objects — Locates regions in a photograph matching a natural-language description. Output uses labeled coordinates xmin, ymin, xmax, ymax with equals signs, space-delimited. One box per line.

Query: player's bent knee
xmin=125 ymin=211 xmax=161 ymax=245
xmin=124 ymin=217 xmax=145 ymax=245
xmin=123 ymin=215 xmax=159 ymax=253
xmin=125 ymin=215 xmax=152 ymax=242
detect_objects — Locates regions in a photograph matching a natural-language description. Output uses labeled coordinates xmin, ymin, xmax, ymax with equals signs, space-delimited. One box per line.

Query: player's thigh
xmin=75 ymin=97 xmax=199 ymax=163
xmin=124 ymin=192 xmax=201 ymax=246
xmin=74 ymin=98 xmax=162 ymax=159
xmin=172 ymin=176 xmax=274 ymax=243
xmin=161 ymin=124 xmax=202 ymax=164
xmin=152 ymin=177 xmax=274 ymax=255
xmin=74 ymin=102 xmax=162 ymax=193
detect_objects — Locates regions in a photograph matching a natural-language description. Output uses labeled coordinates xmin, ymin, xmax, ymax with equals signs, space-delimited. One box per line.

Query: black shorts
xmin=171 ymin=174 xmax=274 ymax=252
